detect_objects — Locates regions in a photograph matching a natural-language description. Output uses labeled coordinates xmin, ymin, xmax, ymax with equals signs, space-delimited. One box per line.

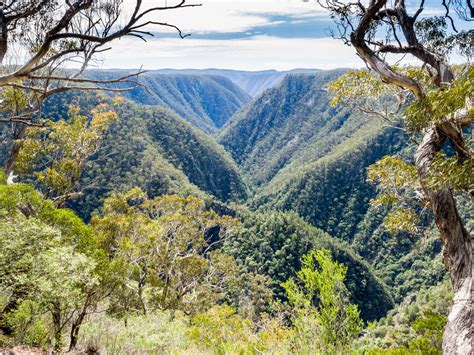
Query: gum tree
xmin=0 ymin=0 xmax=198 ymax=174
xmin=316 ymin=0 xmax=472 ymax=353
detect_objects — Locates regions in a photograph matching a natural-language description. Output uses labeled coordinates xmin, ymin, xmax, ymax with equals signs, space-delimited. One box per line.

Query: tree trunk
xmin=414 ymin=128 xmax=473 ymax=355
xmin=4 ymin=123 xmax=27 ymax=176
xmin=52 ymin=306 xmax=63 ymax=352
xmin=0 ymin=8 xmax=8 ymax=63
xmin=69 ymin=313 xmax=86 ymax=351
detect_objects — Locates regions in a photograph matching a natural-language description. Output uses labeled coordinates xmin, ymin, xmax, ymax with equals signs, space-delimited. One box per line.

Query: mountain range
xmin=1 ymin=67 xmax=451 ymax=321
xmin=87 ymin=70 xmax=251 ymax=132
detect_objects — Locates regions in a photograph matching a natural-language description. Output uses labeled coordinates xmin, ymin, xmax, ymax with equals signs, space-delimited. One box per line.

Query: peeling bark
xmin=415 ymin=128 xmax=472 ymax=355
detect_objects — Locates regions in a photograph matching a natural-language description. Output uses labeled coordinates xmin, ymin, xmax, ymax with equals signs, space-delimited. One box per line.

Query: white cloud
xmin=95 ymin=1 xmax=466 ymax=71
xmin=101 ymin=1 xmax=350 ymax=71
xmin=98 ymin=35 xmax=360 ymax=71
xmin=125 ymin=0 xmax=326 ymax=33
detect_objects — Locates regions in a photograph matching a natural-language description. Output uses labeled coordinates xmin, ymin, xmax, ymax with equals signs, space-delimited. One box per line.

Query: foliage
xmin=224 ymin=209 xmax=394 ymax=321
xmin=15 ymin=100 xmax=117 ymax=204
xmin=78 ymin=311 xmax=190 ymax=354
xmin=41 ymin=94 xmax=249 ymax=219
xmin=367 ymin=156 xmax=425 ymax=235
xmin=188 ymin=305 xmax=288 ymax=354
xmin=92 ymin=71 xmax=251 ymax=132
xmin=328 ymin=70 xmax=403 ymax=121
xmin=220 ymin=71 xmax=406 ymax=246
xmin=0 ymin=180 xmax=116 ymax=350
xmin=91 ymin=188 xmax=240 ymax=316
xmin=329 ymin=66 xmax=473 ymax=239
xmin=221 ymin=70 xmax=358 ymax=186
xmin=414 ymin=16 xmax=473 ymax=59
xmin=283 ymin=249 xmax=362 ymax=352
xmin=5 ymin=301 xmax=49 ymax=349
xmin=425 ymin=152 xmax=474 ymax=194
xmin=357 ymin=281 xmax=451 ymax=353
xmin=2 ymin=62 xmax=470 ymax=353
xmin=404 ymin=67 xmax=473 ymax=133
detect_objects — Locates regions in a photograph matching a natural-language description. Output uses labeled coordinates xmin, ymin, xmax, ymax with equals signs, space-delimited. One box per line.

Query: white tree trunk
xmin=415 ymin=128 xmax=473 ymax=355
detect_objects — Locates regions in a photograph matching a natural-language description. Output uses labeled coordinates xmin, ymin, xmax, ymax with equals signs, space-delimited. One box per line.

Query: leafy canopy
xmin=282 ymin=249 xmax=362 ymax=352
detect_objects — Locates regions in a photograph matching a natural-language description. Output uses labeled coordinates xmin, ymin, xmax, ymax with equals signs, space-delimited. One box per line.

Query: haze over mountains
xmin=87 ymin=70 xmax=251 ymax=132
xmin=101 ymin=68 xmax=321 ymax=97
xmin=150 ymin=68 xmax=321 ymax=97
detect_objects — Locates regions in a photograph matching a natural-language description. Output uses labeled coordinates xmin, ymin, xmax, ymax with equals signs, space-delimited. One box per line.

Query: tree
xmin=13 ymin=97 xmax=118 ymax=207
xmin=317 ymin=0 xmax=473 ymax=352
xmin=0 ymin=0 xmax=199 ymax=175
xmin=282 ymin=249 xmax=362 ymax=353
xmin=0 ymin=178 xmax=119 ymax=351
xmin=91 ymin=188 xmax=240 ymax=316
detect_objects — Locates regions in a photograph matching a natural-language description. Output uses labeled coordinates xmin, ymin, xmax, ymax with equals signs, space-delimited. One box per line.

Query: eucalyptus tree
xmin=0 ymin=0 xmax=198 ymax=174
xmin=316 ymin=0 xmax=472 ymax=352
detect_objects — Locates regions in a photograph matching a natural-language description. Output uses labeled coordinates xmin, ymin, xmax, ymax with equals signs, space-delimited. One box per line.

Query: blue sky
xmin=100 ymin=0 xmax=469 ymax=71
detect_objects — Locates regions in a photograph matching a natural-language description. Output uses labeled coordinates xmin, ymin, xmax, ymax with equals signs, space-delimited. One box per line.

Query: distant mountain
xmin=219 ymin=70 xmax=405 ymax=239
xmin=150 ymin=68 xmax=321 ymax=97
xmin=86 ymin=70 xmax=251 ymax=132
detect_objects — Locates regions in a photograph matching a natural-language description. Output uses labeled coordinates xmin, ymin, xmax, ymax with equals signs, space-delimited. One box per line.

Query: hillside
xmin=151 ymin=68 xmax=321 ymax=97
xmin=220 ymin=70 xmax=371 ymax=187
xmin=224 ymin=209 xmax=394 ymax=321
xmin=30 ymin=91 xmax=248 ymax=219
xmin=76 ymin=102 xmax=248 ymax=218
xmin=219 ymin=70 xmax=446 ymax=301
xmin=86 ymin=70 xmax=251 ymax=132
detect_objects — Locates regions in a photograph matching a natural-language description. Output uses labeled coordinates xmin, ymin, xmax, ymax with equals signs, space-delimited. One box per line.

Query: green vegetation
xmin=15 ymin=100 xmax=118 ymax=207
xmin=89 ymin=71 xmax=251 ymax=132
xmin=357 ymin=281 xmax=452 ymax=354
xmin=220 ymin=71 xmax=442 ymax=303
xmin=34 ymin=93 xmax=249 ymax=219
xmin=220 ymin=72 xmax=405 ymax=242
xmin=1 ymin=67 xmax=466 ymax=354
xmin=224 ymin=209 xmax=394 ymax=321
xmin=91 ymin=188 xmax=240 ymax=316
xmin=0 ymin=175 xmax=368 ymax=353
xmin=2 ymin=0 xmax=471 ymax=352
xmin=283 ymin=249 xmax=362 ymax=353
xmin=0 ymin=179 xmax=115 ymax=351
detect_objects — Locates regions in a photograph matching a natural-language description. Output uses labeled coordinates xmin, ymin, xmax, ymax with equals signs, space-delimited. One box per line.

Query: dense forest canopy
xmin=0 ymin=0 xmax=472 ymax=354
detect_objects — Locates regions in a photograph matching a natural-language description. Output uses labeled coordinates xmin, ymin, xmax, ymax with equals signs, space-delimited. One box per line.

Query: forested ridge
xmin=150 ymin=68 xmax=321 ymax=97
xmin=87 ymin=71 xmax=251 ymax=132
xmin=220 ymin=71 xmax=455 ymax=305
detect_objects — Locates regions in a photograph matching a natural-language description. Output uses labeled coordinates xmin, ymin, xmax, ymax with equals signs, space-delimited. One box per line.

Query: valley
xmin=40 ymin=68 xmax=450 ymax=308
xmin=61 ymin=69 xmax=451 ymax=304
xmin=0 ymin=66 xmax=464 ymax=354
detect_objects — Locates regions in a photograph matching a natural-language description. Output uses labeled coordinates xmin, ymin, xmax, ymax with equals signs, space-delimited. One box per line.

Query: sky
xmin=99 ymin=0 xmax=468 ymax=71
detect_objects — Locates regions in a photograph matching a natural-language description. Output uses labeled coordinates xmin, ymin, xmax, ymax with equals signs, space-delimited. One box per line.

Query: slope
xmin=36 ymin=91 xmax=249 ymax=219
xmin=220 ymin=70 xmax=378 ymax=188
xmin=151 ymin=68 xmax=321 ymax=97
xmin=224 ymin=209 xmax=394 ymax=321
xmin=219 ymin=70 xmax=445 ymax=301
xmin=87 ymin=70 xmax=251 ymax=132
